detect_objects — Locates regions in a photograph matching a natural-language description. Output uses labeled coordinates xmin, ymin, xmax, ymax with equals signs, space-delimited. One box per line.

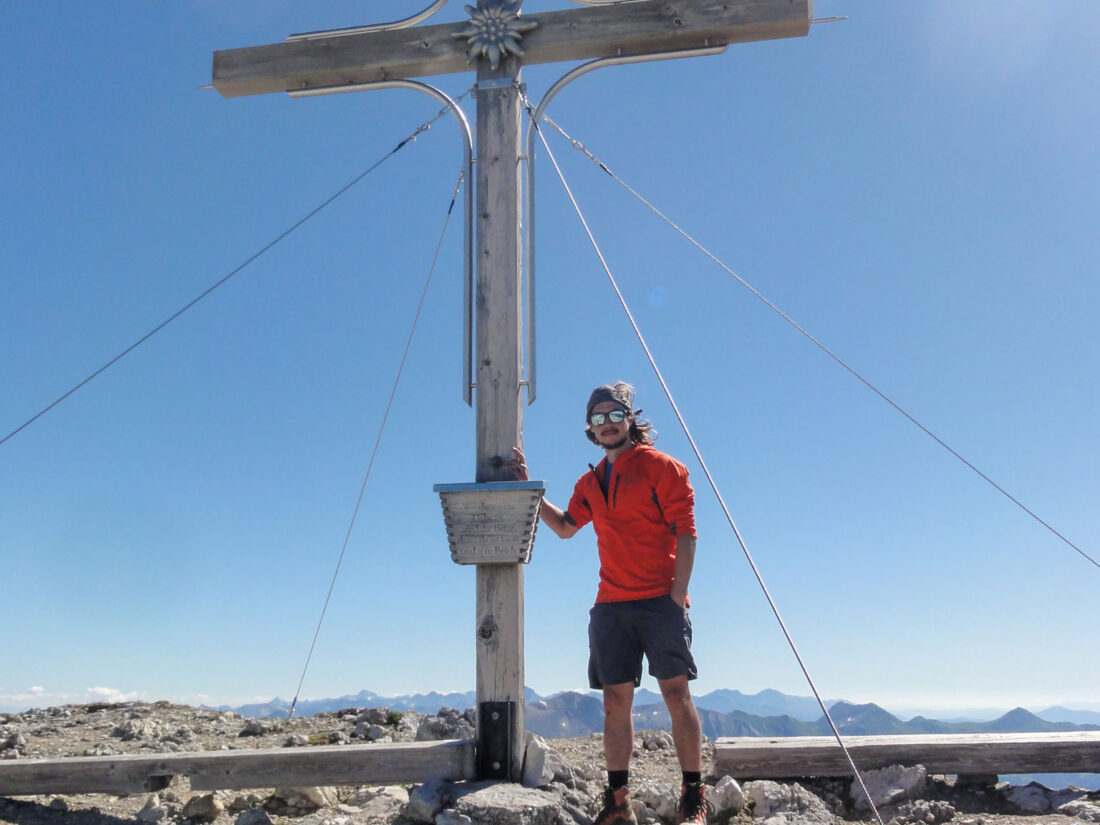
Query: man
xmin=510 ymin=382 xmax=706 ymax=825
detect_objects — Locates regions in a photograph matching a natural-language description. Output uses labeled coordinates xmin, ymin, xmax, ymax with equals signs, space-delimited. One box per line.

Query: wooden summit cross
xmin=211 ymin=0 xmax=810 ymax=783
xmin=6 ymin=2 xmax=1100 ymax=801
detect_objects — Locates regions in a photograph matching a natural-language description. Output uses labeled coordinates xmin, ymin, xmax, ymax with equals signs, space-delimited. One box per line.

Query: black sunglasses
xmin=589 ymin=410 xmax=628 ymax=426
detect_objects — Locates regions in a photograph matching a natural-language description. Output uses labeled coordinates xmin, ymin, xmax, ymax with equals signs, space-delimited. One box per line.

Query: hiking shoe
xmin=594 ymin=785 xmax=638 ymax=825
xmin=675 ymin=781 xmax=709 ymax=825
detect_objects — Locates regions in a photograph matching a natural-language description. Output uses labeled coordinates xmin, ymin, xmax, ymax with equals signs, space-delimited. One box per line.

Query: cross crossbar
xmin=212 ymin=0 xmax=810 ymax=98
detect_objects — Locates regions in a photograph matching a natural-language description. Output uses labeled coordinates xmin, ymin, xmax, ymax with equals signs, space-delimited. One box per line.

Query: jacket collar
xmin=599 ymin=442 xmax=650 ymax=471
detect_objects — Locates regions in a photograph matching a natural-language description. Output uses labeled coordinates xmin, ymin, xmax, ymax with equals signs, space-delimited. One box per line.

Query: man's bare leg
xmin=659 ymin=675 xmax=702 ymax=772
xmin=602 ymin=682 xmax=636 ymax=770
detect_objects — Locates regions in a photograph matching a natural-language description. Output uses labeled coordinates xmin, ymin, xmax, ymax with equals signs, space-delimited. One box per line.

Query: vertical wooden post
xmin=473 ymin=36 xmax=525 ymax=779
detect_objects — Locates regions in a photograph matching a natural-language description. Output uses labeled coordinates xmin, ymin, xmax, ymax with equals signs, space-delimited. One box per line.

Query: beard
xmin=601 ymin=434 xmax=630 ymax=450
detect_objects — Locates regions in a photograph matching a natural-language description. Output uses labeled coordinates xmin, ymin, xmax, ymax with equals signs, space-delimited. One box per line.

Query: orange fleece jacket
xmin=566 ymin=444 xmax=696 ymax=604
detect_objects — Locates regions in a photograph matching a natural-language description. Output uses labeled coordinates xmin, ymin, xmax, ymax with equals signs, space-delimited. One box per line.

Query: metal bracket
xmin=476 ymin=77 xmax=516 ymax=92
xmin=477 ymin=700 xmax=514 ymax=779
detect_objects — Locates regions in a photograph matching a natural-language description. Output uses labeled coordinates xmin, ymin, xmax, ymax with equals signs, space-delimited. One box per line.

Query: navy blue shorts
xmin=587 ymin=595 xmax=697 ymax=689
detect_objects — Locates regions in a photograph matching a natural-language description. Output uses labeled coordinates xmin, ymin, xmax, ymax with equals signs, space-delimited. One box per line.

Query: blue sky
xmin=2 ymin=1 xmax=1098 ymax=717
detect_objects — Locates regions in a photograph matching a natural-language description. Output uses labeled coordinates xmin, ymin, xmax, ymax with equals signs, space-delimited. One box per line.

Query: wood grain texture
xmin=714 ymin=732 xmax=1100 ymax=779
xmin=476 ymin=564 xmax=525 ymax=778
xmin=473 ymin=57 xmax=523 ymax=487
xmin=212 ymin=0 xmax=811 ymax=97
xmin=0 ymin=740 xmax=476 ymax=796
xmin=471 ymin=38 xmax=526 ymax=779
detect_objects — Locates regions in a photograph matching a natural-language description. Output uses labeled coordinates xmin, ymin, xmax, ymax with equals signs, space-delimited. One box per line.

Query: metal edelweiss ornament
xmin=452 ymin=1 xmax=539 ymax=70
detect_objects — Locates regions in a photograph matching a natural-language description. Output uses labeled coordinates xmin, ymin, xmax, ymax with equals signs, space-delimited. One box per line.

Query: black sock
xmin=608 ymin=770 xmax=629 ymax=790
xmin=682 ymin=771 xmax=702 ymax=786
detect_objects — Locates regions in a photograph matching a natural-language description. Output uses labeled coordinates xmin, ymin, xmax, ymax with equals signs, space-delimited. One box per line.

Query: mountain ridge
xmin=210 ymin=688 xmax=1100 ymax=740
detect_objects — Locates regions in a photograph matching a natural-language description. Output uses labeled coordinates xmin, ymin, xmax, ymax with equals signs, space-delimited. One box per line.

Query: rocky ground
xmin=2 ymin=703 xmax=1098 ymax=825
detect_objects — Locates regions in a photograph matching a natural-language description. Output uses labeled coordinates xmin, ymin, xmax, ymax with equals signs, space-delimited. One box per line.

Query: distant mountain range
xmin=213 ymin=688 xmax=1100 ymax=741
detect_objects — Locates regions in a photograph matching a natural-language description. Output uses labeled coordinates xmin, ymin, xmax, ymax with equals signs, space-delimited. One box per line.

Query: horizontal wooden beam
xmin=715 ymin=732 xmax=1100 ymax=779
xmin=212 ymin=0 xmax=811 ymax=98
xmin=0 ymin=740 xmax=476 ymax=797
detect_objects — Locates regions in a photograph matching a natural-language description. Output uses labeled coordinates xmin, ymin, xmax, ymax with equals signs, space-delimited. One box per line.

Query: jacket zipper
xmin=588 ymin=463 xmax=607 ymax=504
xmin=589 ymin=461 xmax=621 ymax=506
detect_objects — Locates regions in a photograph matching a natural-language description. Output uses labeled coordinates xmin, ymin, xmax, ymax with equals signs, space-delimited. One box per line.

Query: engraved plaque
xmin=434 ymin=481 xmax=544 ymax=565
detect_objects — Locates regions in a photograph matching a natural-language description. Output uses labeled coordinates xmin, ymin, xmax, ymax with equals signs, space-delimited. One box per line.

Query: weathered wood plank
xmin=0 ymin=741 xmax=476 ymax=797
xmin=212 ymin=0 xmax=811 ymax=98
xmin=0 ymin=752 xmax=170 ymax=796
xmin=476 ymin=564 xmax=525 ymax=778
xmin=473 ymin=54 xmax=524 ymax=489
xmin=714 ymin=732 xmax=1100 ymax=779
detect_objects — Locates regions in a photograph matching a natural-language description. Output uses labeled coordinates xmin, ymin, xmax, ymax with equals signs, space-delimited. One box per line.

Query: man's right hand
xmin=507 ymin=446 xmax=530 ymax=481
xmin=506 ymin=446 xmax=579 ymax=539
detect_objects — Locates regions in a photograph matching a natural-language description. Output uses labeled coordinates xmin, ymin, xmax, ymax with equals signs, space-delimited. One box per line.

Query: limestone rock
xmin=522 ymin=734 xmax=564 ymax=788
xmin=181 ymin=793 xmax=224 ymax=822
xmin=632 ymin=799 xmax=656 ymax=824
xmin=86 ymin=742 xmax=120 ymax=757
xmin=354 ymin=785 xmax=409 ymax=822
xmin=852 ymin=764 xmax=928 ymax=810
xmin=111 ymin=719 xmax=157 ymax=741
xmin=450 ymin=782 xmax=561 ymax=825
xmin=635 ymin=782 xmax=679 ymax=821
xmin=136 ymin=800 xmax=166 ymax=822
xmin=228 ymin=793 xmax=264 ymax=813
xmin=415 ymin=716 xmax=450 ymax=741
xmin=396 ymin=710 xmax=424 ymax=738
xmin=1005 ymin=783 xmax=1051 ymax=813
xmin=356 ymin=707 xmax=395 ymax=725
xmin=415 ymin=708 xmax=476 ymax=742
xmin=745 ymin=780 xmax=834 ymax=825
xmin=161 ymin=725 xmax=196 ymax=745
xmin=1059 ymin=799 xmax=1100 ymax=822
xmin=353 ymin=721 xmax=388 ymax=740
xmin=406 ymin=777 xmax=453 ymax=823
xmin=1052 ymin=788 xmax=1093 ymax=809
xmin=529 ymin=740 xmax=583 ymax=790
xmin=1 ymin=732 xmax=27 ymax=751
xmin=890 ymin=799 xmax=956 ymax=824
xmin=642 ymin=730 xmax=674 ymax=751
xmin=239 ymin=718 xmax=278 ymax=737
xmin=712 ymin=775 xmax=747 ymax=817
xmin=135 ymin=796 xmax=165 ymax=822
xmin=270 ymin=786 xmax=336 ymax=812
xmin=235 ymin=808 xmax=274 ymax=825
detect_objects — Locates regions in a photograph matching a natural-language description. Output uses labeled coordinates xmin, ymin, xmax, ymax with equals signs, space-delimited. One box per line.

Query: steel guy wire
xmin=0 ymin=91 xmax=473 ymax=450
xmin=528 ymin=109 xmax=889 ymax=825
xmin=287 ymin=166 xmax=466 ymax=721
xmin=533 ymin=111 xmax=1099 ymax=573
